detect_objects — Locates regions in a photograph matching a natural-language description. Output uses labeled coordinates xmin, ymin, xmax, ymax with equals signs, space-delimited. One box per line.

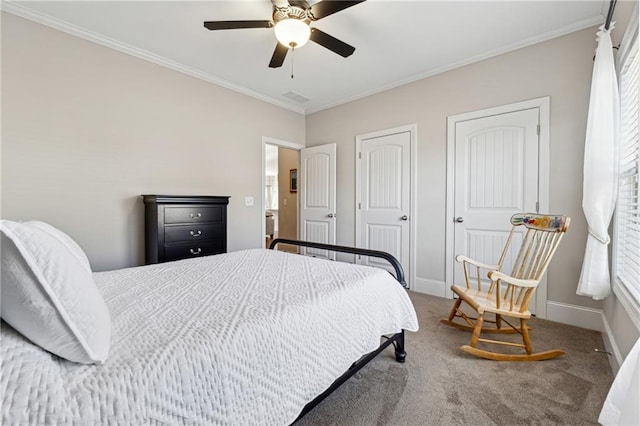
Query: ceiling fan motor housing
xmin=273 ymin=6 xmax=310 ymax=24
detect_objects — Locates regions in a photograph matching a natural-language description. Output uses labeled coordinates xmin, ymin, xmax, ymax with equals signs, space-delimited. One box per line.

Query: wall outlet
xmin=245 ymin=196 xmax=254 ymax=206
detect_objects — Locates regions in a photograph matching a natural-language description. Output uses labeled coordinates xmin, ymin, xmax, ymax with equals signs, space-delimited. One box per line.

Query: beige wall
xmin=1 ymin=13 xmax=305 ymax=271
xmin=306 ymin=26 xmax=601 ymax=310
xmin=276 ymin=147 xmax=298 ymax=252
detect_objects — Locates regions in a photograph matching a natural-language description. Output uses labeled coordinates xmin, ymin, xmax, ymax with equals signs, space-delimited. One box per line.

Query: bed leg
xmin=394 ymin=330 xmax=406 ymax=363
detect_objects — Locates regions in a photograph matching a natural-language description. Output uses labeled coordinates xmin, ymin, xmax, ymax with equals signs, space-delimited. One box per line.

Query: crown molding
xmin=0 ymin=2 xmax=305 ymax=115
xmin=1 ymin=2 xmax=604 ymax=116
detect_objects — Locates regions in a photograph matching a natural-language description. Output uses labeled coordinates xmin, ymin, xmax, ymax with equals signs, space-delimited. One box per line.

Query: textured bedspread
xmin=1 ymin=249 xmax=418 ymax=425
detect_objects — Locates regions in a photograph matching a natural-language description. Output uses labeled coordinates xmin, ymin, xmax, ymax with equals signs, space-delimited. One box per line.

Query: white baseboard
xmin=546 ymin=301 xmax=604 ymax=331
xmin=599 ymin=312 xmax=624 ymax=374
xmin=412 ymin=278 xmax=447 ymax=297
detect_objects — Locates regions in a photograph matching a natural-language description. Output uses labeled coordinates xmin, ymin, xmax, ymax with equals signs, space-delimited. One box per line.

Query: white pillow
xmin=0 ymin=220 xmax=111 ymax=364
xmin=26 ymin=221 xmax=92 ymax=274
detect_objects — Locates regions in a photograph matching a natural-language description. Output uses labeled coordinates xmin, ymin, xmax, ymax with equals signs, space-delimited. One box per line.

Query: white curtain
xmin=599 ymin=336 xmax=640 ymax=425
xmin=577 ymin=24 xmax=620 ymax=300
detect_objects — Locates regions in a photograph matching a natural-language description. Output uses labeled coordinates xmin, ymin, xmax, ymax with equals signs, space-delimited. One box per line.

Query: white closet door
xmin=357 ymin=130 xmax=411 ymax=277
xmin=453 ymin=108 xmax=539 ymax=296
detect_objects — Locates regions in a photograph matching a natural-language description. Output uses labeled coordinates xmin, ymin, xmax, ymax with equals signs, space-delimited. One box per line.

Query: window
xmin=614 ymin=16 xmax=640 ymax=304
xmin=265 ymin=175 xmax=279 ymax=210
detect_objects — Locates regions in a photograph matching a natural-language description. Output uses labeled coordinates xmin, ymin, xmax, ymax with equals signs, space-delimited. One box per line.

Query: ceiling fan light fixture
xmin=274 ymin=18 xmax=310 ymax=48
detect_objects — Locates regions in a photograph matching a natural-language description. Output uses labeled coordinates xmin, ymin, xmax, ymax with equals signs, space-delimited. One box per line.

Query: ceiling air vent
xmin=282 ymin=91 xmax=310 ymax=104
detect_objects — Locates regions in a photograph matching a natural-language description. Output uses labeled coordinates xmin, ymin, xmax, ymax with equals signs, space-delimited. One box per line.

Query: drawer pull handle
xmin=190 ymin=248 xmax=202 ymax=255
xmin=190 ymin=230 xmax=202 ymax=237
xmin=190 ymin=213 xmax=202 ymax=219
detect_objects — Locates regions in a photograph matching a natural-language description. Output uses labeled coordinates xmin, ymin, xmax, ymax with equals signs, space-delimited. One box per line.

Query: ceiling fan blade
xmin=288 ymin=0 xmax=310 ymax=9
xmin=309 ymin=28 xmax=355 ymax=58
xmin=203 ymin=20 xmax=273 ymax=30
xmin=269 ymin=43 xmax=289 ymax=68
xmin=308 ymin=1 xmax=366 ymax=20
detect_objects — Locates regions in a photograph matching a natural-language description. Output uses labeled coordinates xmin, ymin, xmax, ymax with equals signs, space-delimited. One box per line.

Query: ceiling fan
xmin=204 ymin=0 xmax=366 ymax=68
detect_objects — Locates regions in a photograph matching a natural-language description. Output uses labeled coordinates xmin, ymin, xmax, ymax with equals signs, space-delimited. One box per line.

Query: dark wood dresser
xmin=142 ymin=195 xmax=230 ymax=264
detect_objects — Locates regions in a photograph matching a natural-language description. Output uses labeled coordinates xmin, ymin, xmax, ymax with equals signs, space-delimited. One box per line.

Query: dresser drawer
xmin=164 ymin=240 xmax=225 ymax=261
xmin=164 ymin=223 xmax=224 ymax=243
xmin=164 ymin=206 xmax=223 ymax=224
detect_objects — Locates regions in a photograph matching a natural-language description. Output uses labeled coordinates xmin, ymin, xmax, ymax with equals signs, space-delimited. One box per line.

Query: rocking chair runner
xmin=440 ymin=213 xmax=571 ymax=361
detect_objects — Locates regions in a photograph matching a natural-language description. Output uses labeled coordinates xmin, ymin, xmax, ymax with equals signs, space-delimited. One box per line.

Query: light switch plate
xmin=245 ymin=196 xmax=254 ymax=206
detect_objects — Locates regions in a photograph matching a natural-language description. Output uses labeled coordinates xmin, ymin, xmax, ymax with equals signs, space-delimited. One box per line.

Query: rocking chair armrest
xmin=488 ymin=270 xmax=538 ymax=288
xmin=455 ymin=255 xmax=499 ymax=272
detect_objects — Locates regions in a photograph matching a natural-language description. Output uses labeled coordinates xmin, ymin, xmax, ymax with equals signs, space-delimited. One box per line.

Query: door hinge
xmin=358 ymin=152 xmax=361 ymax=159
xmin=536 ymin=201 xmax=540 ymax=213
xmin=358 ymin=202 xmax=361 ymax=210
xmin=536 ymin=124 xmax=540 ymax=135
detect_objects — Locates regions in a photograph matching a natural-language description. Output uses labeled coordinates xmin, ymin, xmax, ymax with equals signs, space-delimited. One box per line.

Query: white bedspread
xmin=1 ymin=249 xmax=418 ymax=425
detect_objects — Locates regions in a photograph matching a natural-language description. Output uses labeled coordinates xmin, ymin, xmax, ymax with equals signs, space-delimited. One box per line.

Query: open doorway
xmin=262 ymin=137 xmax=303 ymax=251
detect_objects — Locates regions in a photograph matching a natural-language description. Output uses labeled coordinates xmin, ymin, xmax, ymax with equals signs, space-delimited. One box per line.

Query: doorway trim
xmin=262 ymin=136 xmax=304 ymax=248
xmin=445 ymin=97 xmax=550 ymax=318
xmin=355 ymin=124 xmax=418 ymax=289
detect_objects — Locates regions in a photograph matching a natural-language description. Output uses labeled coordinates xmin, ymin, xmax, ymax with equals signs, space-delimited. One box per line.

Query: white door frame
xmin=445 ymin=97 xmax=550 ymax=318
xmin=355 ymin=124 xmax=418 ymax=289
xmin=261 ymin=136 xmax=304 ymax=248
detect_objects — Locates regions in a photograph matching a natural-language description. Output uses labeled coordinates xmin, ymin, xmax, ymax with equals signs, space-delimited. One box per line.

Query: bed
xmin=0 ymin=223 xmax=419 ymax=425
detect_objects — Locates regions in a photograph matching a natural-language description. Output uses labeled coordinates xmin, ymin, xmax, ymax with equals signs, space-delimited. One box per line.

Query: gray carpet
xmin=297 ymin=292 xmax=614 ymax=425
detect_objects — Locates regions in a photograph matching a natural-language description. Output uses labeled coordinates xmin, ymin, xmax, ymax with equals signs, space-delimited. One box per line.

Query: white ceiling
xmin=4 ymin=1 xmax=609 ymax=114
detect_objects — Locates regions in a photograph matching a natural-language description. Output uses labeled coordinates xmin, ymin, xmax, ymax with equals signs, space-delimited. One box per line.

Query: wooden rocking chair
xmin=440 ymin=213 xmax=570 ymax=361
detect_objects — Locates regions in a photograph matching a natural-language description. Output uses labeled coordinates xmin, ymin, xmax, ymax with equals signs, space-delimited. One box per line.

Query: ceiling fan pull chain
xmin=290 ymin=47 xmax=295 ymax=79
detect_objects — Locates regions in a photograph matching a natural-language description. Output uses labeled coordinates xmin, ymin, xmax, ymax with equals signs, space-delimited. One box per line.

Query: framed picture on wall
xmin=290 ymin=169 xmax=297 ymax=193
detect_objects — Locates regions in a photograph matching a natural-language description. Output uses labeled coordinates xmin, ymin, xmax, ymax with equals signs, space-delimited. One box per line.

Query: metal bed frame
xmin=267 ymin=238 xmax=408 ymax=423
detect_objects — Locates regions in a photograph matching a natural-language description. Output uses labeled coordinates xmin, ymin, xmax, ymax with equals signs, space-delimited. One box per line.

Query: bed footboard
xmin=267 ymin=239 xmax=409 ymax=423
xmin=268 ymin=238 xmax=407 ymax=288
